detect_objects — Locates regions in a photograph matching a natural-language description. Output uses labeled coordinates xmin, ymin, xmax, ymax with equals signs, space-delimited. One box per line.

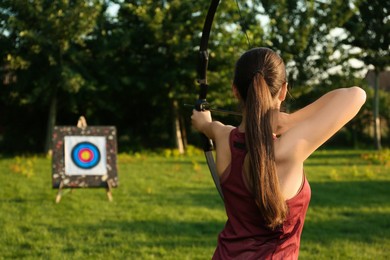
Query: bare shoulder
xmin=212 ymin=122 xmax=235 ymax=154
xmin=274 ymin=87 xmax=366 ymax=199
xmin=209 ymin=121 xmax=235 ymax=141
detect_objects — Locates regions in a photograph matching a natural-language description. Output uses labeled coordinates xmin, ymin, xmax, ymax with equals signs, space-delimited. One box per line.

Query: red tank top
xmin=212 ymin=128 xmax=311 ymax=260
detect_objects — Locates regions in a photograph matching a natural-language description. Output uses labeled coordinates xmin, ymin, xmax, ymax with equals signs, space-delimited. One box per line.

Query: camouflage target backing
xmin=52 ymin=126 xmax=118 ymax=189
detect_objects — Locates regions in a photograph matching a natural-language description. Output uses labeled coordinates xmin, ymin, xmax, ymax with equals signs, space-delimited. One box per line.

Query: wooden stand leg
xmin=106 ymin=180 xmax=113 ymax=202
xmin=55 ymin=181 xmax=64 ymax=203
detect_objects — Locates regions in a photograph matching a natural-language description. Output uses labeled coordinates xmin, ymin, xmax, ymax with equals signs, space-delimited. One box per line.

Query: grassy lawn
xmin=0 ymin=149 xmax=389 ymax=259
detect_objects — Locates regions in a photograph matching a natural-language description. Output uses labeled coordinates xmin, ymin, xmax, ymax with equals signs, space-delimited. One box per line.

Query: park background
xmin=0 ymin=0 xmax=389 ymax=259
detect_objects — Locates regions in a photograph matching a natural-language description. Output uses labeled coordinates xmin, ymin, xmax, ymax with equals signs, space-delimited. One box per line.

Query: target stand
xmin=52 ymin=117 xmax=118 ymax=203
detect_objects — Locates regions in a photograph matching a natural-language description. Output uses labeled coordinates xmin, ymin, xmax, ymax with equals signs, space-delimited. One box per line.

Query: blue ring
xmin=71 ymin=142 xmax=101 ymax=169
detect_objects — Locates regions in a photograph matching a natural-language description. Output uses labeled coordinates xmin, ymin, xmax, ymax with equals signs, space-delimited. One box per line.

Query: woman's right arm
xmin=278 ymin=86 xmax=366 ymax=162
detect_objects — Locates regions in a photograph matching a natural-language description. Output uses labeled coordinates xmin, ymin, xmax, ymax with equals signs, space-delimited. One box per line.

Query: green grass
xmin=0 ymin=150 xmax=389 ymax=259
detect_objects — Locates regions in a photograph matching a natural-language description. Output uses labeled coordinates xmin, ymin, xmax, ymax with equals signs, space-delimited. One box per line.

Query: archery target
xmin=71 ymin=142 xmax=100 ymax=169
xmin=64 ymin=136 xmax=107 ymax=176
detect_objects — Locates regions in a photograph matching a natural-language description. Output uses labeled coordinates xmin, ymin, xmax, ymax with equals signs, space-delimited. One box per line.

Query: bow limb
xmin=196 ymin=0 xmax=224 ymax=201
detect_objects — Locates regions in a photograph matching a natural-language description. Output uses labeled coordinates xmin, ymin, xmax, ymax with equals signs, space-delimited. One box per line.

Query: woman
xmin=191 ymin=47 xmax=366 ymax=259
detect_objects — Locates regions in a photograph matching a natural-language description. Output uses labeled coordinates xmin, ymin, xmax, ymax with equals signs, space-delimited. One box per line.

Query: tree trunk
xmin=180 ymin=114 xmax=188 ymax=150
xmin=373 ymin=70 xmax=381 ymax=150
xmin=46 ymin=49 xmax=62 ymax=155
xmin=172 ymin=99 xmax=185 ymax=154
xmin=44 ymin=94 xmax=57 ymax=155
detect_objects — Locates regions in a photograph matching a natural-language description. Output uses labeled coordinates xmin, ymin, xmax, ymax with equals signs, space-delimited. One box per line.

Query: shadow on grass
xmin=309 ymin=180 xmax=390 ymax=207
xmin=156 ymin=180 xmax=390 ymax=246
xmin=303 ymin=180 xmax=390 ymax=246
xmin=310 ymin=150 xmax=364 ymax=158
xmin=49 ymin=219 xmax=223 ymax=250
xmin=157 ymin=186 xmax=224 ymax=207
xmin=46 ymin=181 xmax=389 ymax=256
xmin=304 ymin=161 xmax=369 ymax=167
xmin=305 ymin=150 xmax=369 ymax=166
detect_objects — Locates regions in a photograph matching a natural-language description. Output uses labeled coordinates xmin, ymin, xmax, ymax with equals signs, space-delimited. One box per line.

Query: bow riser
xmin=196 ymin=0 xmax=224 ymax=200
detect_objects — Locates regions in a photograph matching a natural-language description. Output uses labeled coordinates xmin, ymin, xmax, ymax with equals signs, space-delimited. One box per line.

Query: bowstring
xmin=235 ymin=0 xmax=252 ymax=48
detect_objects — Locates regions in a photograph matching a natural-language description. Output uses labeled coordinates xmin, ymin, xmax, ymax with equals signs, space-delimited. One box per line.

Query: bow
xmin=195 ymin=0 xmax=224 ymax=200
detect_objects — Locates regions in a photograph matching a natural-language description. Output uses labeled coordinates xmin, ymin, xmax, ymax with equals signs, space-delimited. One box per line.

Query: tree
xmin=0 ymin=0 xmax=103 ymax=153
xmin=342 ymin=0 xmax=390 ymax=149
xmin=257 ymin=0 xmax=359 ymax=89
xmin=111 ymin=0 xmax=253 ymax=152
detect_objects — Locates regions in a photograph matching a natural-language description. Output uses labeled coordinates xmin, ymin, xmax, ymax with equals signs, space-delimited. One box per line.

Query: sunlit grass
xmin=0 ymin=149 xmax=389 ymax=259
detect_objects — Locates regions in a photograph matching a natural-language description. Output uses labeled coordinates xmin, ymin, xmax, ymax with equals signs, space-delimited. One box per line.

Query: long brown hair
xmin=233 ymin=47 xmax=287 ymax=229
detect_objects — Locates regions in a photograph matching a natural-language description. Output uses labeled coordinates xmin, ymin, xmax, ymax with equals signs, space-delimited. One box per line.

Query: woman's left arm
xmin=191 ymin=110 xmax=234 ymax=176
xmin=191 ymin=110 xmax=230 ymax=141
xmin=191 ymin=109 xmax=213 ymax=137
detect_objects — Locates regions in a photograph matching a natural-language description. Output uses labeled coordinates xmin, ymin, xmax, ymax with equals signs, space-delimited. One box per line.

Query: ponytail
xmin=244 ymin=72 xmax=287 ymax=229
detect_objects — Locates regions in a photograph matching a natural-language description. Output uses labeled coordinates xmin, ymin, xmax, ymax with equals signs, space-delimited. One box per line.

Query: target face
xmin=64 ymin=136 xmax=107 ymax=176
xmin=71 ymin=142 xmax=101 ymax=169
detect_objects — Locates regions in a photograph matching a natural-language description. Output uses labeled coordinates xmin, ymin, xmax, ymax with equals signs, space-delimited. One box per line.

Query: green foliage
xmin=0 ymin=150 xmax=389 ymax=259
xmin=0 ymin=0 xmax=388 ymax=153
xmin=361 ymin=149 xmax=390 ymax=166
xmin=342 ymin=0 xmax=390 ymax=70
xmin=341 ymin=1 xmax=389 ymax=149
xmin=361 ymin=87 xmax=390 ymax=145
xmin=0 ymin=0 xmax=103 ymax=98
xmin=259 ymin=0 xmax=357 ymax=86
xmin=184 ymin=145 xmax=204 ymax=157
xmin=0 ymin=0 xmax=105 ymax=153
xmin=8 ymin=155 xmax=37 ymax=178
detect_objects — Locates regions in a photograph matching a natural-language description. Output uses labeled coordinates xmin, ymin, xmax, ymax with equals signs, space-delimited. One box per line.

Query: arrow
xmin=184 ymin=104 xmax=242 ymax=116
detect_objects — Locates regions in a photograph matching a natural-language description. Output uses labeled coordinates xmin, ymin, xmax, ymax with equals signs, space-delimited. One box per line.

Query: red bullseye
xmin=78 ymin=148 xmax=94 ymax=163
